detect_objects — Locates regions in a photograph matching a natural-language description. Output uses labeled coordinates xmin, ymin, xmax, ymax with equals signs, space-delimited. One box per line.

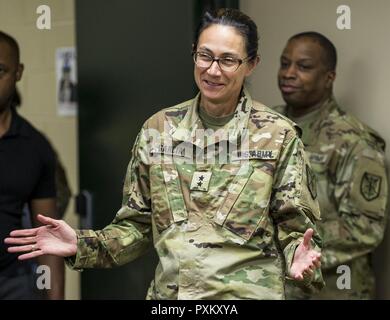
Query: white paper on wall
xmin=56 ymin=47 xmax=77 ymax=116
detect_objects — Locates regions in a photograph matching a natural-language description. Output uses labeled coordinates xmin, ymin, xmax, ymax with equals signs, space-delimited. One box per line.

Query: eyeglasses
xmin=193 ymin=52 xmax=250 ymax=72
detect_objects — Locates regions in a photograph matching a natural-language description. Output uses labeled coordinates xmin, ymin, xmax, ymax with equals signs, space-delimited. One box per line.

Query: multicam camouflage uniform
xmin=275 ymin=97 xmax=388 ymax=299
xmin=68 ymin=88 xmax=323 ymax=299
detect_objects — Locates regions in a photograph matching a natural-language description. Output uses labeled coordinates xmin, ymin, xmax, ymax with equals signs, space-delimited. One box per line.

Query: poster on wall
xmin=56 ymin=47 xmax=78 ymax=116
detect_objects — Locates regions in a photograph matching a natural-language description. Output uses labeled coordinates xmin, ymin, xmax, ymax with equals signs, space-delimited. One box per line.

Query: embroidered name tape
xmin=231 ymin=150 xmax=278 ymax=161
xmin=150 ymin=145 xmax=188 ymax=158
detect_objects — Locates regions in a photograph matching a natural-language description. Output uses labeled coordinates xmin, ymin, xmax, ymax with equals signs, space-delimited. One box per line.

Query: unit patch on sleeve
xmin=360 ymin=172 xmax=382 ymax=201
xmin=306 ymin=164 xmax=317 ymax=200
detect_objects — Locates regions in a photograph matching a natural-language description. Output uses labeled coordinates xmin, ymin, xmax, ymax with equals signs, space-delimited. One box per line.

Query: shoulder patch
xmin=306 ymin=164 xmax=317 ymax=200
xmin=360 ymin=172 xmax=382 ymax=201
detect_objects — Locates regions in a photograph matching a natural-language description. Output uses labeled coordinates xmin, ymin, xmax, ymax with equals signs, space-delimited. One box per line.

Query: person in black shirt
xmin=0 ymin=31 xmax=64 ymax=299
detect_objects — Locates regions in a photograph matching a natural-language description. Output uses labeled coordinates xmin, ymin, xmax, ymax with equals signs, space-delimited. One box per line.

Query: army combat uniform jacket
xmin=69 ymin=89 xmax=323 ymax=299
xmin=275 ymin=98 xmax=388 ymax=299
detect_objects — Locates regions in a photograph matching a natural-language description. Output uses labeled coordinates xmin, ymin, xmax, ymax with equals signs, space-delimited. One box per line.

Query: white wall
xmin=241 ymin=0 xmax=390 ymax=298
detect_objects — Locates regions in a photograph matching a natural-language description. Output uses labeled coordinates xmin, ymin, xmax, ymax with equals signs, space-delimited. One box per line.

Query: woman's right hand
xmin=4 ymin=214 xmax=78 ymax=260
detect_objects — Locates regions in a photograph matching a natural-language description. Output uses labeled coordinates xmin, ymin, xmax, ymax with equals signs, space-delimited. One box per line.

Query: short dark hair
xmin=288 ymin=31 xmax=337 ymax=71
xmin=0 ymin=30 xmax=20 ymax=63
xmin=193 ymin=8 xmax=259 ymax=62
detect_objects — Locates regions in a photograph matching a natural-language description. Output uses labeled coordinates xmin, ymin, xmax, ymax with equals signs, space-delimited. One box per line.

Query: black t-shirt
xmin=0 ymin=109 xmax=56 ymax=273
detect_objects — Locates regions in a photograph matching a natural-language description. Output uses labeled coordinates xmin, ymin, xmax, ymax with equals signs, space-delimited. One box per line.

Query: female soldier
xmin=5 ymin=8 xmax=322 ymax=299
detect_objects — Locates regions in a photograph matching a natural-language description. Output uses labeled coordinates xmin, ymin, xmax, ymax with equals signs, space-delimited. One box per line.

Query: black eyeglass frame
xmin=192 ymin=51 xmax=252 ymax=72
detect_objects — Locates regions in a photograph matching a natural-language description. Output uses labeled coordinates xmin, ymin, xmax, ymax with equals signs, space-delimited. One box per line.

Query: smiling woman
xmin=193 ymin=24 xmax=256 ymax=117
xmin=5 ymin=8 xmax=324 ymax=300
xmin=192 ymin=9 xmax=259 ymax=117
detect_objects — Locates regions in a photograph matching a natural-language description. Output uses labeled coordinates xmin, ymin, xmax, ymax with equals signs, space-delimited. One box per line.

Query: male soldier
xmin=0 ymin=31 xmax=64 ymax=299
xmin=275 ymin=31 xmax=388 ymax=299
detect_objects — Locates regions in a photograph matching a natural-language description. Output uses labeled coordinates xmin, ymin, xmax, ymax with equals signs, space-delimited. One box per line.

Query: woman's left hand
xmin=289 ymin=228 xmax=321 ymax=281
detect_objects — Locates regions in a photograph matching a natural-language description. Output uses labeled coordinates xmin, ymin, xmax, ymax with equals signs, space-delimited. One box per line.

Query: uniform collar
xmin=283 ymin=96 xmax=339 ymax=146
xmin=171 ymin=87 xmax=253 ymax=148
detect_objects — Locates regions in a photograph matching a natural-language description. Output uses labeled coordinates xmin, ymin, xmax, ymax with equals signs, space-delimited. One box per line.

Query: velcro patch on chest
xmin=190 ymin=171 xmax=212 ymax=192
xmin=149 ymin=144 xmax=191 ymax=160
xmin=231 ymin=149 xmax=278 ymax=161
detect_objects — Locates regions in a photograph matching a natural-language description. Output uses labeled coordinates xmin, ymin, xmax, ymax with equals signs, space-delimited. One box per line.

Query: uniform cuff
xmin=65 ymin=229 xmax=99 ymax=270
xmin=284 ymin=239 xmax=301 ymax=279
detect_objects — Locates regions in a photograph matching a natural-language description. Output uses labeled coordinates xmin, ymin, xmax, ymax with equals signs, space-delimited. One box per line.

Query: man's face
xmin=277 ymin=38 xmax=335 ymax=109
xmin=0 ymin=41 xmax=23 ymax=112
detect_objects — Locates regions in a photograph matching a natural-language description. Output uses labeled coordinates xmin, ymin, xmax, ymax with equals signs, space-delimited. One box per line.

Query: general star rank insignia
xmin=190 ymin=171 xmax=212 ymax=192
xmin=306 ymin=164 xmax=317 ymax=200
xmin=361 ymin=172 xmax=382 ymax=201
